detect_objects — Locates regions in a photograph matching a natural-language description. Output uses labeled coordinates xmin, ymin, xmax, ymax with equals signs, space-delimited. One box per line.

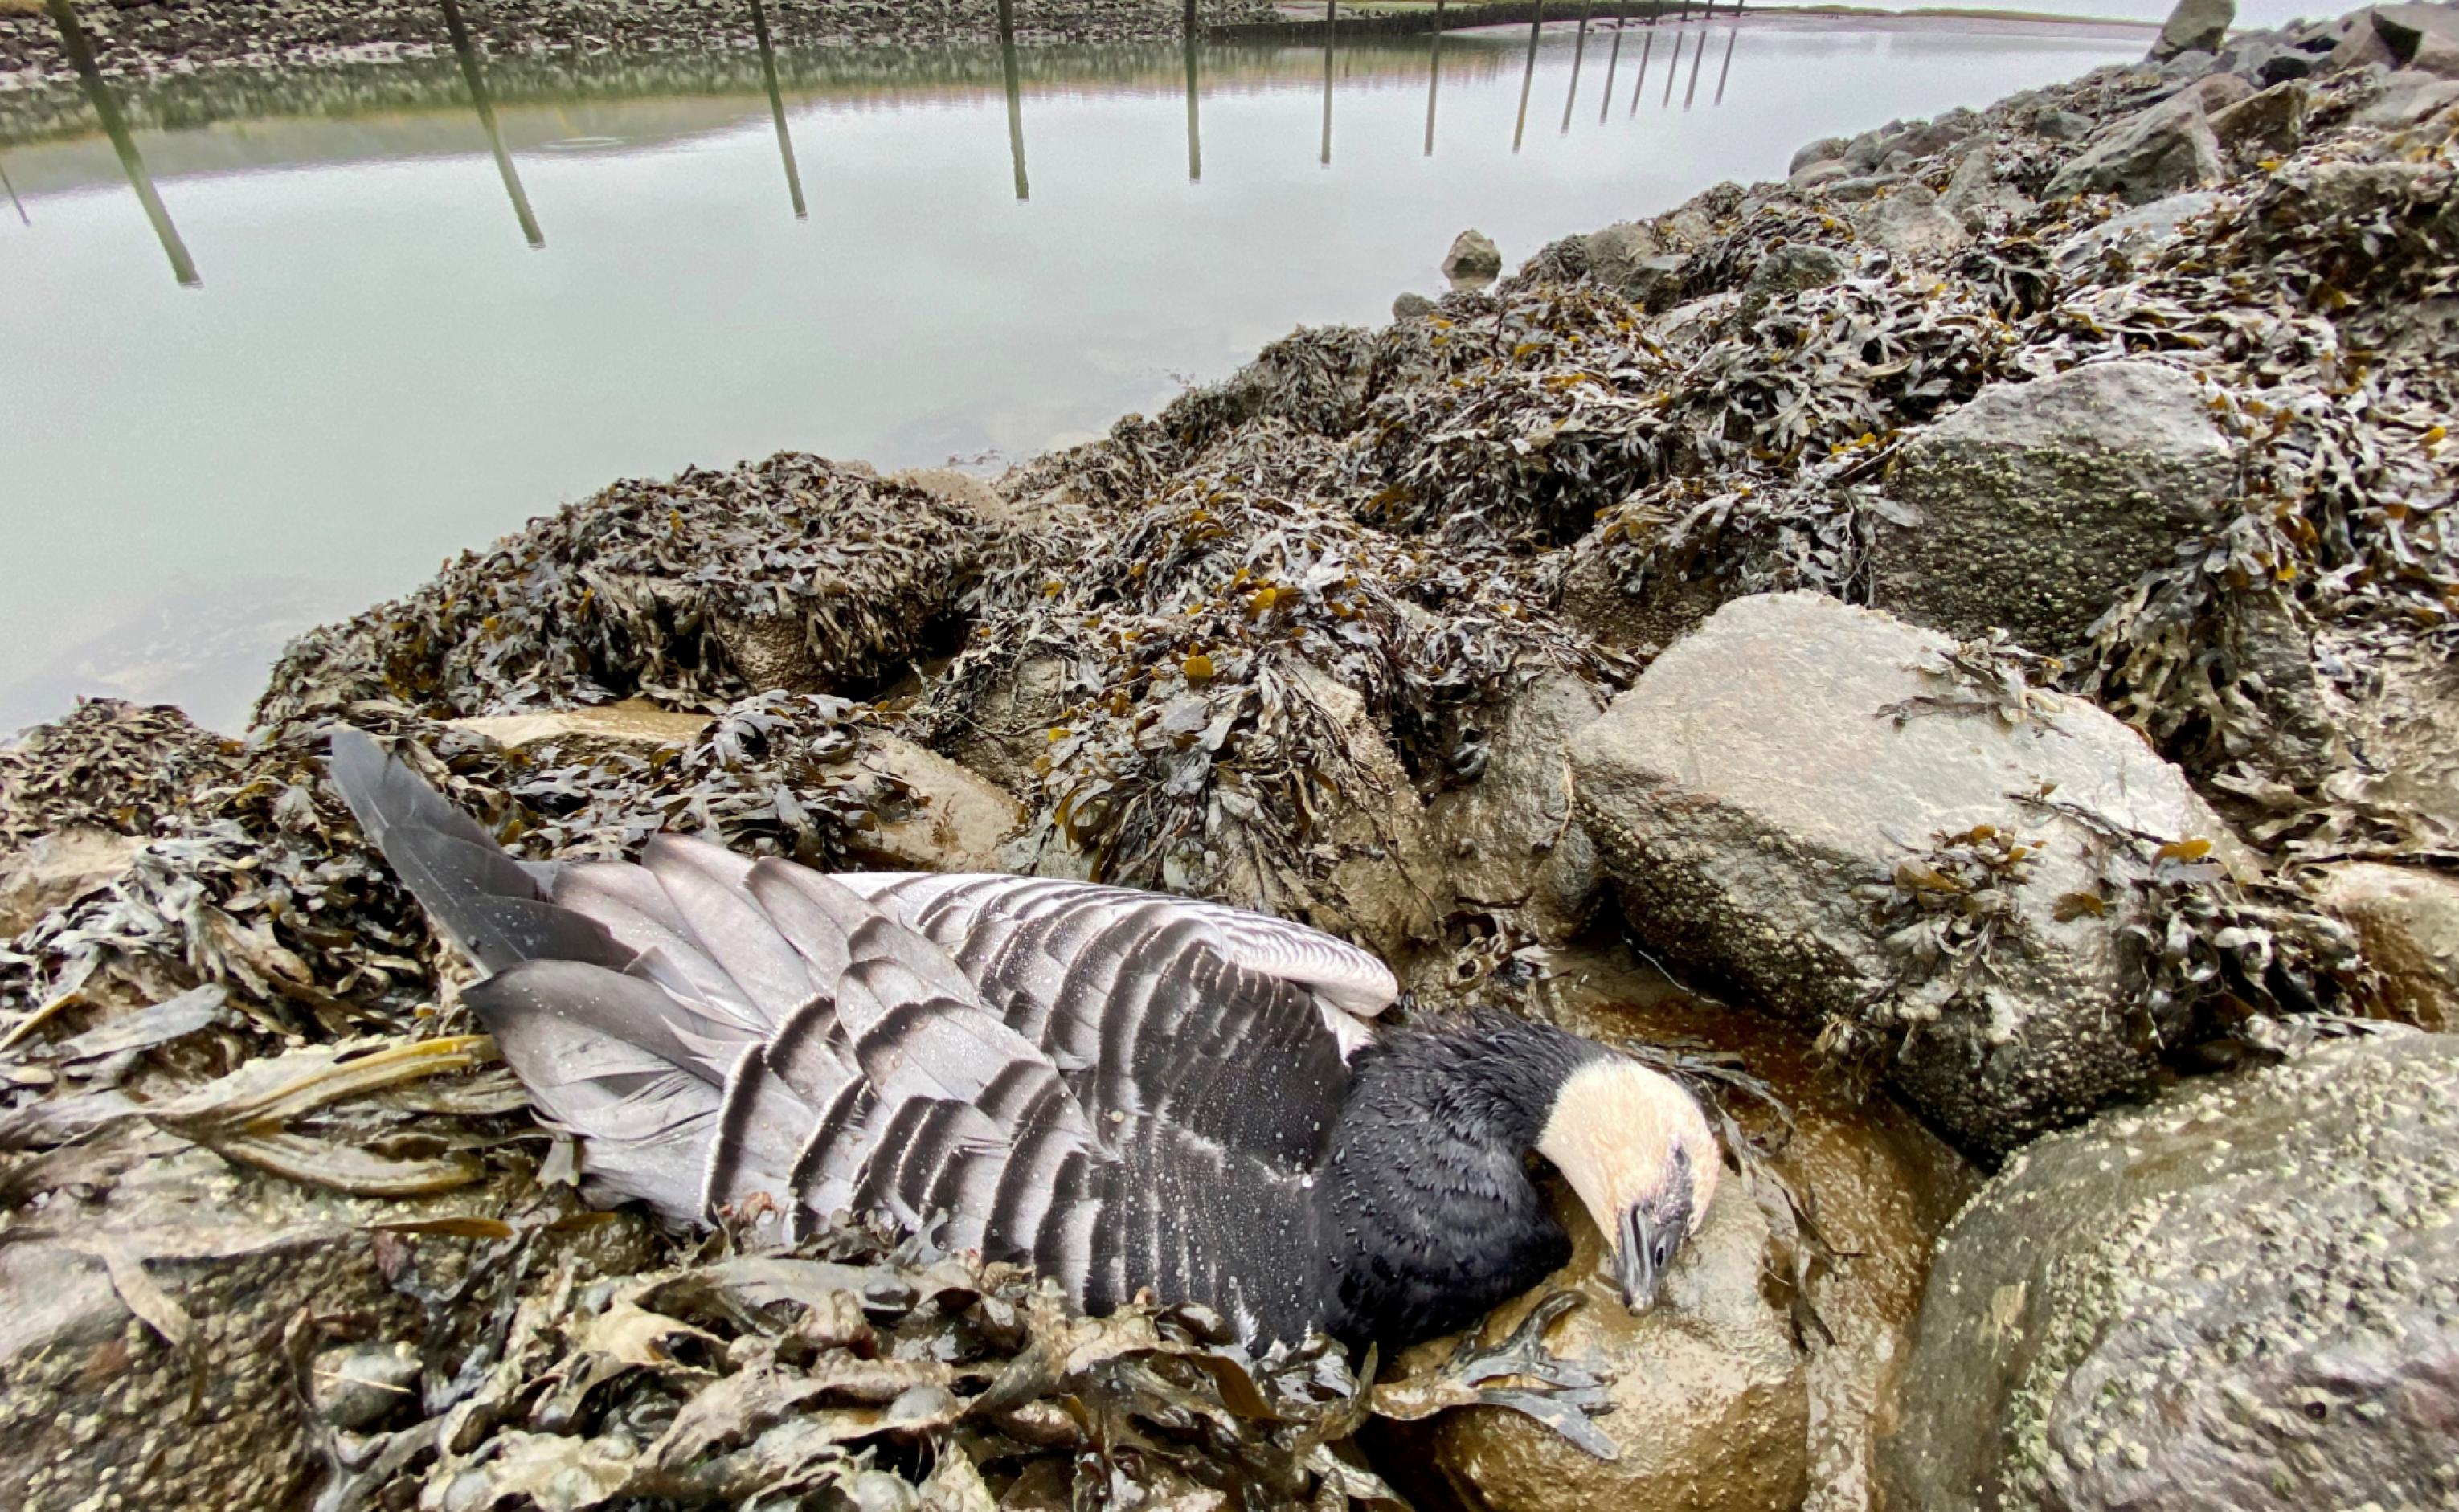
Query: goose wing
xmin=328 ymin=732 xmax=1365 ymax=1342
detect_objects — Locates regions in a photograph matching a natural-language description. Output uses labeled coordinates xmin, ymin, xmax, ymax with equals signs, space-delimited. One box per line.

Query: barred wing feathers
xmin=327 ymin=731 xmax=1377 ymax=1344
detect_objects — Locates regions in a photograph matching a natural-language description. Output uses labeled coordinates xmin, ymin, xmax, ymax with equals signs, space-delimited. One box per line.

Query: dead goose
xmin=329 ymin=729 xmax=1718 ymax=1353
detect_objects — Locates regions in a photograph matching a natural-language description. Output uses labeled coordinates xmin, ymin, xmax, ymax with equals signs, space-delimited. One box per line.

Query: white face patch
xmin=1533 ymin=1059 xmax=1720 ymax=1266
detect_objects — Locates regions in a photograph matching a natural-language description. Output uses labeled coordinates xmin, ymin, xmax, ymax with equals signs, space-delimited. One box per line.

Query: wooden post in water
xmin=1661 ymin=25 xmax=1683 ymax=106
xmin=45 ymin=0 xmax=198 ymax=284
xmin=1560 ymin=1 xmax=1590 ymax=135
xmin=0 ymin=157 xmax=26 ymax=226
xmin=749 ymin=0 xmax=807 ymax=219
xmin=1684 ymin=10 xmax=1708 ymax=108
xmin=1511 ymin=1 xmax=1543 ymax=153
xmin=1628 ymin=22 xmax=1654 ymax=116
xmin=999 ymin=0 xmax=1029 ymax=201
xmin=439 ymin=0 xmax=543 ymax=248
xmin=1714 ymin=22 xmax=1737 ymax=105
xmin=1423 ymin=0 xmax=1446 ymax=157
xmin=1598 ymin=14 xmax=1624 ymax=125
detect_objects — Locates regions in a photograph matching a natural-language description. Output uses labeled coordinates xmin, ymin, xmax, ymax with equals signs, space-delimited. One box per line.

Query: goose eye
xmin=1653 ymin=1239 xmax=1671 ymax=1269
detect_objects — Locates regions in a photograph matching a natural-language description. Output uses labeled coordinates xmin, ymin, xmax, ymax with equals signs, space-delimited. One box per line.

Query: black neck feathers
xmin=1310 ymin=1012 xmax=1610 ymax=1349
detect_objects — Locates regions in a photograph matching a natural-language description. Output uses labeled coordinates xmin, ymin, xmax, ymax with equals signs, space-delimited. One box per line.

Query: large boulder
xmin=1442 ymin=229 xmax=1504 ymax=288
xmin=1871 ymin=362 xmax=2236 ymax=657
xmin=2151 ymin=0 xmax=2234 ymax=62
xmin=1422 ymin=672 xmax=1609 ymax=946
xmin=1570 ymin=592 xmax=2249 ymax=1159
xmin=2043 ymin=96 xmax=2226 ymax=204
xmin=2372 ymin=4 xmax=2459 ymax=75
xmin=1881 ymin=1033 xmax=2459 ymax=1512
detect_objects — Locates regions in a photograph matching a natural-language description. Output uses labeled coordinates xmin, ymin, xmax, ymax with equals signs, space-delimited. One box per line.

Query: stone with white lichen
xmin=1881 ymin=1032 xmax=2459 ymax=1511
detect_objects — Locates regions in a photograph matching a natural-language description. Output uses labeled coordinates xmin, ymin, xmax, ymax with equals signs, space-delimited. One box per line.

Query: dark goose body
xmin=330 ymin=730 xmax=1711 ymax=1351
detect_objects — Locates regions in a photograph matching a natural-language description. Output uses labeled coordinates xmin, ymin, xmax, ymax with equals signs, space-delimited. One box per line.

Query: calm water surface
xmin=0 ymin=15 xmax=2146 ymax=735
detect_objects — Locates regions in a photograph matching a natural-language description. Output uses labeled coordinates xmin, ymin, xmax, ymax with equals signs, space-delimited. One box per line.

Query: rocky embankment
xmin=0 ymin=0 xmax=1277 ymax=84
xmin=4 ymin=2 xmax=2459 ymax=1510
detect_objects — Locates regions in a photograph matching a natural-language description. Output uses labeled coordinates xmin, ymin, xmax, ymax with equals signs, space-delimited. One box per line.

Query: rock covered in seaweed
xmin=1869 ymin=360 xmax=2236 ymax=658
xmin=1569 ymin=592 xmax=2352 ymax=1159
xmin=1881 ymin=1031 xmax=2459 ymax=1512
xmin=256 ymin=453 xmax=987 ymax=725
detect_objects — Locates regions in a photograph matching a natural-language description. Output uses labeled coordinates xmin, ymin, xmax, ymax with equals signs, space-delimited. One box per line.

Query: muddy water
xmin=0 ymin=15 xmax=2147 ymax=735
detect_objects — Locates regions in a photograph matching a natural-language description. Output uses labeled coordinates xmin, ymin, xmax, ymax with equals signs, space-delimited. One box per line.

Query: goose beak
xmin=1617 ymin=1205 xmax=1663 ymax=1312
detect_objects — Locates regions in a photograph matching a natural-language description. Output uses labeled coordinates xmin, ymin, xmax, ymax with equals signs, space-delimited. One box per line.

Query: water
xmin=0 ymin=14 xmax=2147 ymax=738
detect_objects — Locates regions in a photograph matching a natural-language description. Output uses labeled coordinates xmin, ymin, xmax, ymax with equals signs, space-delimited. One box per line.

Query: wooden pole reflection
xmin=1662 ymin=27 xmax=1683 ymax=107
xmin=1598 ymin=18 xmax=1624 ymax=125
xmin=1184 ymin=28 xmax=1203 ymax=182
xmin=1512 ymin=2 xmax=1543 ymax=153
xmin=1320 ymin=0 xmax=1335 ymax=167
xmin=1629 ymin=23 xmax=1654 ymax=116
xmin=46 ymin=0 xmax=198 ymax=285
xmin=1684 ymin=13 xmax=1708 ymax=108
xmin=1560 ymin=2 xmax=1590 ymax=135
xmin=0 ymin=158 xmax=26 ymax=226
xmin=1423 ymin=0 xmax=1446 ymax=157
xmin=440 ymin=0 xmax=543 ymax=248
xmin=749 ymin=0 xmax=807 ymax=219
xmin=1715 ymin=24 xmax=1738 ymax=105
xmin=999 ymin=0 xmax=1029 ymax=201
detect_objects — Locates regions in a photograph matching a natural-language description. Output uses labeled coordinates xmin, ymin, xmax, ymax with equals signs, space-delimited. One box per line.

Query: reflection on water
xmin=751 ymin=0 xmax=809 ymax=219
xmin=442 ymin=0 xmax=545 ymax=247
xmin=0 ymin=159 xmax=23 ymax=224
xmin=46 ymin=0 xmax=198 ymax=286
xmin=1002 ymin=1 xmax=1031 ymax=199
xmin=0 ymin=15 xmax=2148 ymax=736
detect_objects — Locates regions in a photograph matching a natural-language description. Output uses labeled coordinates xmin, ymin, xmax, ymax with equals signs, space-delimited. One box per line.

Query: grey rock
xmin=2044 ymin=95 xmax=2226 ymax=203
xmin=1939 ymin=146 xmax=2035 ymax=231
xmin=2034 ymin=108 xmax=2095 ymax=140
xmin=1392 ymin=292 xmax=1436 ymax=321
xmin=2052 ymin=189 xmax=2225 ymax=273
xmin=2373 ymin=3 xmax=2459 ymax=67
xmin=2326 ymin=14 xmax=2401 ymax=72
xmin=1569 ymin=591 xmax=2246 ymax=1158
xmin=1789 ymin=135 xmax=1851 ymax=176
xmin=2331 ymin=642 xmax=2459 ymax=848
xmin=1790 ymin=158 xmax=1856 ymax=190
xmin=312 ymin=1342 xmax=421 ymax=1432
xmin=1883 ymin=1033 xmax=2459 ymax=1512
xmin=1583 ymin=223 xmax=1687 ymax=308
xmin=2150 ymin=0 xmax=2233 ymax=60
xmin=1852 ymin=184 xmax=1972 ymax=259
xmin=1422 ymin=672 xmax=1606 ymax=946
xmin=1737 ymin=242 xmax=1850 ymax=325
xmin=2318 ymin=864 xmax=2459 ymax=1031
xmin=1416 ymin=1175 xmax=1810 ymax=1512
xmin=2207 ymin=77 xmax=2310 ymax=155
xmin=2158 ymin=45 xmax=2218 ymax=75
xmin=1820 ymin=172 xmax=1909 ymax=203
xmin=1871 ymin=362 xmax=2236 ymax=655
xmin=1441 ymin=228 xmax=1502 ymax=286
xmin=1842 ymin=129 xmax=1889 ymax=173
xmin=2355 ymin=69 xmax=2459 ymax=124
xmin=0 ymin=826 xmax=145 ymax=939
